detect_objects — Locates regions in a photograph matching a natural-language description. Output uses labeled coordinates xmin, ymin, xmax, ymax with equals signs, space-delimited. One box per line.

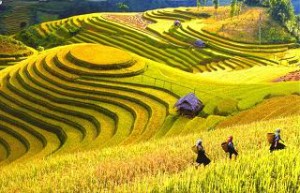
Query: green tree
xmin=116 ymin=2 xmax=129 ymax=12
xmin=296 ymin=15 xmax=300 ymax=29
xmin=244 ymin=0 xmax=271 ymax=5
xmin=196 ymin=0 xmax=201 ymax=10
xmin=213 ymin=0 xmax=219 ymax=11
xmin=237 ymin=0 xmax=244 ymax=15
xmin=230 ymin=0 xmax=237 ymax=17
xmin=244 ymin=0 xmax=260 ymax=5
xmin=269 ymin=0 xmax=295 ymax=25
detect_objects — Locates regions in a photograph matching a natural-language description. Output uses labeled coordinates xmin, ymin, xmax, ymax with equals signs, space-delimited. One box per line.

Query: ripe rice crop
xmin=0 ymin=115 xmax=298 ymax=192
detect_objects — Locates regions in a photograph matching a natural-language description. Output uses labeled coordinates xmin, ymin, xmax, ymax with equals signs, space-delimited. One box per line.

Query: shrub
xmin=37 ymin=46 xmax=44 ymax=52
xmin=215 ymin=99 xmax=238 ymax=116
xmin=68 ymin=26 xmax=82 ymax=36
xmin=17 ymin=26 xmax=65 ymax=49
xmin=261 ymin=25 xmax=296 ymax=43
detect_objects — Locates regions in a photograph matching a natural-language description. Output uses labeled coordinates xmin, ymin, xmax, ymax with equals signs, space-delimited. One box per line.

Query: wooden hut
xmin=175 ymin=93 xmax=204 ymax=118
xmin=194 ymin=39 xmax=206 ymax=48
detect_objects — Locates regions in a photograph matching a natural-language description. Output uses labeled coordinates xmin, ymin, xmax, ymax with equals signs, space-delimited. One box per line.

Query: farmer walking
xmin=193 ymin=139 xmax=211 ymax=168
xmin=227 ymin=136 xmax=238 ymax=159
xmin=269 ymin=128 xmax=286 ymax=153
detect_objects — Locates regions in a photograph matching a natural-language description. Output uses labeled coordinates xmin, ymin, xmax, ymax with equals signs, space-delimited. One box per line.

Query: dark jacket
xmin=196 ymin=145 xmax=211 ymax=165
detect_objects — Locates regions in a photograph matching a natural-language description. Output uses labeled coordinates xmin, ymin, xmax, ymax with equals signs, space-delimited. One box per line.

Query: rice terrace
xmin=0 ymin=0 xmax=299 ymax=192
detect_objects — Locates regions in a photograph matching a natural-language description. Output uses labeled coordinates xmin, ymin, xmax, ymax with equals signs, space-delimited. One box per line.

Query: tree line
xmin=196 ymin=0 xmax=296 ymax=25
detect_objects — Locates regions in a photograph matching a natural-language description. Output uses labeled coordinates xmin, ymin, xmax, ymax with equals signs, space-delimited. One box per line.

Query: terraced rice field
xmin=0 ymin=57 xmax=26 ymax=71
xmin=0 ymin=42 xmax=299 ymax=165
xmin=1 ymin=3 xmax=35 ymax=35
xmin=217 ymin=95 xmax=300 ymax=128
xmin=103 ymin=13 xmax=153 ymax=31
xmin=0 ymin=115 xmax=299 ymax=192
xmin=1 ymin=6 xmax=300 ymax=192
xmin=0 ymin=37 xmax=34 ymax=70
xmin=16 ymin=6 xmax=300 ymax=74
xmin=0 ymin=44 xmax=182 ymax=164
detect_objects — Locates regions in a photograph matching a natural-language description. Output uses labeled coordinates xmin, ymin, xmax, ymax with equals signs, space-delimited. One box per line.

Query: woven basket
xmin=191 ymin=145 xmax=198 ymax=154
xmin=267 ymin=133 xmax=275 ymax=144
xmin=221 ymin=142 xmax=229 ymax=152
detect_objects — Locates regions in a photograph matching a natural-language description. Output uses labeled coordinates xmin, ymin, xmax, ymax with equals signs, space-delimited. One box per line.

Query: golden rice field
xmin=0 ymin=5 xmax=300 ymax=193
xmin=0 ymin=41 xmax=299 ymax=192
xmin=217 ymin=95 xmax=300 ymax=128
xmin=15 ymin=6 xmax=300 ymax=73
xmin=0 ymin=115 xmax=299 ymax=192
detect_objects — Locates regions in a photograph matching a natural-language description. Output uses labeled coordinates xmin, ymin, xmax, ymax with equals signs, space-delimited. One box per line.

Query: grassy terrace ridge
xmin=0 ymin=115 xmax=299 ymax=192
xmin=142 ymin=7 xmax=299 ymax=68
xmin=0 ymin=44 xmax=182 ymax=163
xmin=68 ymin=44 xmax=134 ymax=69
xmin=55 ymin=47 xmax=145 ymax=77
xmin=0 ymin=35 xmax=35 ymax=70
xmin=0 ymin=43 xmax=299 ymax=164
xmin=217 ymin=95 xmax=300 ymax=128
xmin=15 ymin=6 xmax=300 ymax=73
xmin=0 ymin=3 xmax=35 ymax=35
xmin=1 ymin=5 xmax=300 ymax=191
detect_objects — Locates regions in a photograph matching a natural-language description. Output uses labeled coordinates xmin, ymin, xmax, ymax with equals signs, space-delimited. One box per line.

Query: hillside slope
xmin=217 ymin=95 xmax=300 ymax=128
xmin=0 ymin=35 xmax=35 ymax=71
xmin=0 ymin=43 xmax=299 ymax=165
xmin=0 ymin=5 xmax=299 ymax=192
xmin=15 ymin=7 xmax=300 ymax=73
xmin=0 ymin=115 xmax=298 ymax=192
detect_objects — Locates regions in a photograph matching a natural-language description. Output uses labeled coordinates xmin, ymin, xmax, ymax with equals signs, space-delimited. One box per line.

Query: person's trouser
xmin=270 ymin=142 xmax=286 ymax=152
xmin=229 ymin=149 xmax=238 ymax=159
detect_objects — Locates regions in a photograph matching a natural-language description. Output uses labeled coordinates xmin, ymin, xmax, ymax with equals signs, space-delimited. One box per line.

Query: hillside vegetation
xmin=15 ymin=6 xmax=300 ymax=74
xmin=0 ymin=35 xmax=34 ymax=70
xmin=0 ymin=5 xmax=299 ymax=192
xmin=0 ymin=43 xmax=299 ymax=165
xmin=217 ymin=95 xmax=300 ymax=128
xmin=0 ymin=1 xmax=36 ymax=35
xmin=0 ymin=115 xmax=298 ymax=192
xmin=200 ymin=7 xmax=295 ymax=43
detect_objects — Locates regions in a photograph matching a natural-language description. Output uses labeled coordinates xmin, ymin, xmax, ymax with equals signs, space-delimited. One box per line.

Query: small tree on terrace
xmin=230 ymin=0 xmax=238 ymax=17
xmin=297 ymin=15 xmax=300 ymax=30
xmin=213 ymin=0 xmax=219 ymax=12
xmin=244 ymin=0 xmax=260 ymax=5
xmin=116 ymin=2 xmax=129 ymax=12
xmin=196 ymin=0 xmax=201 ymax=10
xmin=237 ymin=0 xmax=244 ymax=15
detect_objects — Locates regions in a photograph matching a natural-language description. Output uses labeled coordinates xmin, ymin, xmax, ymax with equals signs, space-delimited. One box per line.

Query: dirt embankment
xmin=103 ymin=13 xmax=153 ymax=31
xmin=274 ymin=70 xmax=300 ymax=82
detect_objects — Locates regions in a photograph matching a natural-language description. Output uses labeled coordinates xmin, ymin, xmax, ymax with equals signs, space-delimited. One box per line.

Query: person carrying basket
xmin=192 ymin=139 xmax=211 ymax=168
xmin=221 ymin=136 xmax=238 ymax=160
xmin=269 ymin=128 xmax=286 ymax=153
